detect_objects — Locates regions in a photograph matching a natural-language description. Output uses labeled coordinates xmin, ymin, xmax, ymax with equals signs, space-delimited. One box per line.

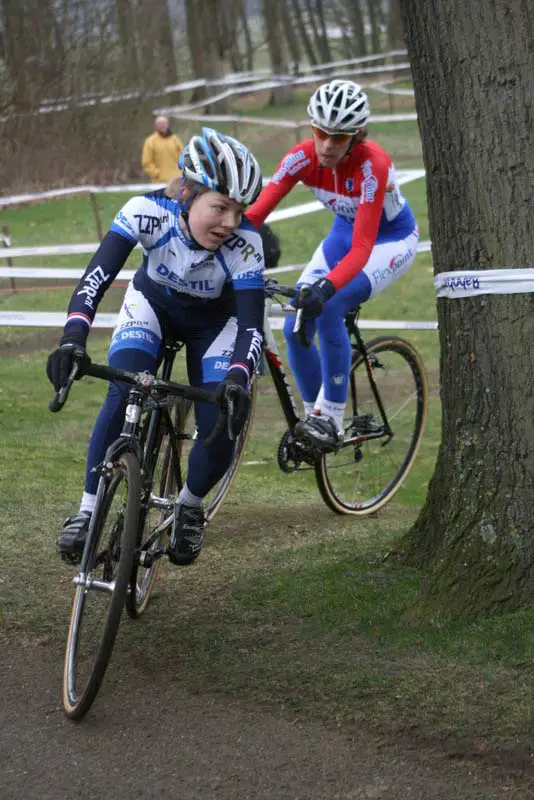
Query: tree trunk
xmin=303 ymin=0 xmax=325 ymax=63
xmin=387 ymin=0 xmax=405 ymax=50
xmin=334 ymin=0 xmax=356 ymax=59
xmin=239 ymin=0 xmax=254 ymax=72
xmin=186 ymin=0 xmax=228 ymax=111
xmin=115 ymin=0 xmax=140 ymax=87
xmin=314 ymin=0 xmax=333 ymax=63
xmin=223 ymin=0 xmax=244 ymax=73
xmin=282 ymin=3 xmax=302 ymax=75
xmin=399 ymin=0 xmax=534 ymax=615
xmin=291 ymin=0 xmax=318 ymax=66
xmin=366 ymin=0 xmax=382 ymax=54
xmin=262 ymin=0 xmax=294 ymax=104
xmin=343 ymin=0 xmax=367 ymax=56
xmin=136 ymin=0 xmax=177 ymax=89
xmin=2 ymin=0 xmax=33 ymax=109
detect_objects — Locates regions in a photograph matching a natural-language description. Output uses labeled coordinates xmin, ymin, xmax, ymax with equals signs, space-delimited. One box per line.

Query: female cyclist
xmin=247 ymin=79 xmax=419 ymax=453
xmin=47 ymin=128 xmax=264 ymax=565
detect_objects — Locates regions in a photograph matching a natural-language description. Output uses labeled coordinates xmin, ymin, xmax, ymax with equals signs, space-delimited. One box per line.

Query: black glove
xmin=258 ymin=223 xmax=281 ymax=269
xmin=215 ymin=369 xmax=251 ymax=436
xmin=295 ymin=278 xmax=336 ymax=320
xmin=46 ymin=334 xmax=88 ymax=392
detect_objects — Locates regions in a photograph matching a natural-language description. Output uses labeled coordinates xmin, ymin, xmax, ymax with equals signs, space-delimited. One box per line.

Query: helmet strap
xmin=177 ymin=181 xmax=204 ymax=250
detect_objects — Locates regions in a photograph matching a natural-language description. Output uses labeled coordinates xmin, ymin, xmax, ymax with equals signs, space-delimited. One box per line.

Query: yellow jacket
xmin=141 ymin=131 xmax=184 ymax=182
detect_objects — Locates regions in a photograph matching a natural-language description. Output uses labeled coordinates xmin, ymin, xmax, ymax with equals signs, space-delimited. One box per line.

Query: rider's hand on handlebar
xmin=295 ymin=277 xmax=335 ymax=320
xmin=46 ymin=335 xmax=88 ymax=392
xmin=215 ymin=369 xmax=250 ymax=436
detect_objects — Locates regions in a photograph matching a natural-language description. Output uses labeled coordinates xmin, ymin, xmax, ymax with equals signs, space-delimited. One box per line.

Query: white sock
xmin=80 ymin=492 xmax=97 ymax=515
xmin=303 ymin=401 xmax=315 ymax=416
xmin=178 ymin=484 xmax=204 ymax=508
xmin=319 ymin=399 xmax=346 ymax=434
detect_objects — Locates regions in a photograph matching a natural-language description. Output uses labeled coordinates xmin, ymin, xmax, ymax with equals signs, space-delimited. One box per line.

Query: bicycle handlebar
xmin=264 ymin=278 xmax=311 ymax=348
xmin=48 ymin=356 xmax=231 ymax=445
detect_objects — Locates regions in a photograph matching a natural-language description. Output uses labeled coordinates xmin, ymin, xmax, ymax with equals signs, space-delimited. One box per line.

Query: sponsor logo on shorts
xmin=371 ymin=249 xmax=413 ymax=285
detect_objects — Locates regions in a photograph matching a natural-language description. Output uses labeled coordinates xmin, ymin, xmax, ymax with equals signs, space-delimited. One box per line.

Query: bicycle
xmin=49 ymin=353 xmax=232 ymax=719
xmin=235 ymin=278 xmax=429 ymax=516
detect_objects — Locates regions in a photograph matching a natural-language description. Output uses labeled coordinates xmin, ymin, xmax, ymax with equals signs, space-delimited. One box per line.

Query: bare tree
xmin=366 ymin=0 xmax=382 ymax=53
xmin=314 ymin=0 xmax=333 ymax=63
xmin=290 ymin=0 xmax=318 ymax=65
xmin=238 ymin=0 xmax=254 ymax=72
xmin=343 ymin=0 xmax=367 ymax=56
xmin=387 ymin=0 xmax=405 ymax=49
xmin=115 ymin=0 xmax=141 ymax=87
xmin=262 ymin=0 xmax=294 ymax=104
xmin=136 ymin=0 xmax=178 ymax=89
xmin=399 ymin=0 xmax=533 ymax=615
xmin=282 ymin=3 xmax=302 ymax=74
xmin=186 ymin=0 xmax=228 ymax=110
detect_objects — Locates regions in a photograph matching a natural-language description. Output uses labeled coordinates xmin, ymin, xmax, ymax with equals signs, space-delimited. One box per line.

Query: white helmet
xmin=307 ymin=80 xmax=370 ymax=133
xmin=179 ymin=127 xmax=262 ymax=205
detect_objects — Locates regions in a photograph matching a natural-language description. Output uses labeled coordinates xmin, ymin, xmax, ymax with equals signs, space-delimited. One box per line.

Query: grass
xmin=1 ymin=335 xmax=533 ymax=752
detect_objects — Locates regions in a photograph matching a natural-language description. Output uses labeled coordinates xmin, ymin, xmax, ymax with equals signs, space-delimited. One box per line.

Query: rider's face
xmin=311 ymin=126 xmax=353 ymax=168
xmin=186 ymin=190 xmax=245 ymax=250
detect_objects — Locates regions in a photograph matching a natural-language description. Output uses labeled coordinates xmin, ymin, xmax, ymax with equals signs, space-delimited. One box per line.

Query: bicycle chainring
xmin=277 ymin=430 xmax=316 ymax=472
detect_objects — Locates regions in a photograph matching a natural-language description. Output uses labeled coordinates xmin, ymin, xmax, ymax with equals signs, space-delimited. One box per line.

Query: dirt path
xmin=1 ymin=646 xmax=530 ymax=800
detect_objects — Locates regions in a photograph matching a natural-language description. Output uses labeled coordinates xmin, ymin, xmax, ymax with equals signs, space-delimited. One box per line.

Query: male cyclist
xmin=47 ymin=128 xmax=264 ymax=565
xmin=247 ymin=80 xmax=418 ymax=452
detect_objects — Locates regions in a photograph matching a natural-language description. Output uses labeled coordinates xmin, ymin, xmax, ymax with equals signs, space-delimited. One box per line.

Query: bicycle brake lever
xmin=293 ymin=289 xmax=312 ymax=348
xmin=226 ymin=394 xmax=236 ymax=441
xmin=48 ymin=360 xmax=80 ymax=413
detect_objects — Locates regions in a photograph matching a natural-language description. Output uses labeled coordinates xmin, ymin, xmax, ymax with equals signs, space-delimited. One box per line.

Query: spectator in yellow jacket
xmin=141 ymin=116 xmax=184 ymax=182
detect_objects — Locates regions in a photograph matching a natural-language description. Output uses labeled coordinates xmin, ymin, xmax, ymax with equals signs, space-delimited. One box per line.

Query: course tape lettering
xmin=435 ymin=269 xmax=534 ymax=298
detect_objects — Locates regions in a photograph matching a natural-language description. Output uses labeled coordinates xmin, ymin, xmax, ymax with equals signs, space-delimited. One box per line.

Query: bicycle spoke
xmin=315 ymin=338 xmax=428 ymax=515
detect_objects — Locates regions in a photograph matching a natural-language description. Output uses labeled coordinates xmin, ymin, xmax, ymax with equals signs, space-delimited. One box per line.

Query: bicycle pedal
xmin=138 ymin=545 xmax=166 ymax=568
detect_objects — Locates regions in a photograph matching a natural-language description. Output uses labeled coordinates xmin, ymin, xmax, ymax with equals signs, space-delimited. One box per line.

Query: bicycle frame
xmin=261 ymin=294 xmax=393 ymax=449
xmin=262 ymin=295 xmax=300 ymax=430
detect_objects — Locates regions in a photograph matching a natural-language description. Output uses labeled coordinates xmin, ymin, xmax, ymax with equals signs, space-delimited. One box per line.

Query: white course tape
xmin=435 ymin=269 xmax=534 ymax=299
xmin=0 ymin=311 xmax=437 ymax=331
xmin=0 ymin=177 xmax=273 ymax=209
xmin=0 ymin=169 xmax=424 ymax=211
xmin=0 ymin=240 xmax=431 ymax=280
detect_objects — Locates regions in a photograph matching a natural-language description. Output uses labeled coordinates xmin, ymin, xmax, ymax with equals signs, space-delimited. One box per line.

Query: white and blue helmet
xmin=179 ymin=127 xmax=262 ymax=205
xmin=307 ymin=80 xmax=370 ymax=133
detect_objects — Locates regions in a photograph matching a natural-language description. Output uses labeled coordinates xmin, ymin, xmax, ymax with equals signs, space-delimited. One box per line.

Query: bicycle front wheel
xmin=63 ymin=451 xmax=141 ymax=719
xmin=315 ymin=337 xmax=428 ymax=516
xmin=179 ymin=379 xmax=257 ymax=522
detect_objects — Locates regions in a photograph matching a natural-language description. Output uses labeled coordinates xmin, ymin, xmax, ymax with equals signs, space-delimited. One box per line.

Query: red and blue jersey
xmin=247 ymin=138 xmax=416 ymax=290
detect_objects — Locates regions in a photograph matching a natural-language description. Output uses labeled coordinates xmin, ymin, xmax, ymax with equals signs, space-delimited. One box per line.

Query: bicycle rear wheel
xmin=179 ymin=379 xmax=257 ymax=522
xmin=315 ymin=337 xmax=428 ymax=515
xmin=63 ymin=451 xmax=141 ymax=719
xmin=127 ymin=409 xmax=180 ymax=618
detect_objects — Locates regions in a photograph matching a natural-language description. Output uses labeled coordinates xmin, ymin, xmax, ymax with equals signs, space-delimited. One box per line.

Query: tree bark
xmin=343 ymin=0 xmax=367 ymax=56
xmin=282 ymin=3 xmax=302 ymax=75
xmin=387 ymin=0 xmax=405 ymax=50
xmin=291 ymin=0 xmax=318 ymax=66
xmin=366 ymin=0 xmax=382 ymax=54
xmin=186 ymin=0 xmax=228 ymax=111
xmin=136 ymin=0 xmax=177 ymax=89
xmin=239 ymin=0 xmax=254 ymax=72
xmin=262 ymin=0 xmax=294 ymax=104
xmin=399 ymin=0 xmax=534 ymax=615
xmin=114 ymin=0 xmax=140 ymax=87
xmin=314 ymin=0 xmax=333 ymax=63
